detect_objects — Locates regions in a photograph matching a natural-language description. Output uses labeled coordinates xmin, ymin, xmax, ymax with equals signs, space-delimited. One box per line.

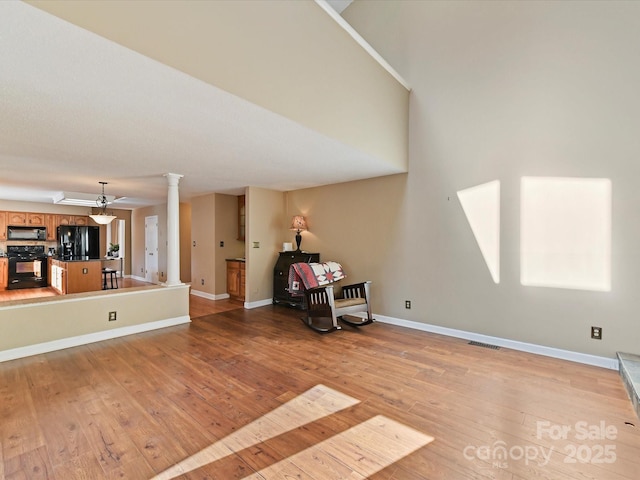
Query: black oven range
xmin=6 ymin=245 xmax=48 ymax=290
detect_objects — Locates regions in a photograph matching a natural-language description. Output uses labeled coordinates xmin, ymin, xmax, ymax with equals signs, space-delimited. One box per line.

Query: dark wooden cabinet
xmin=273 ymin=251 xmax=319 ymax=308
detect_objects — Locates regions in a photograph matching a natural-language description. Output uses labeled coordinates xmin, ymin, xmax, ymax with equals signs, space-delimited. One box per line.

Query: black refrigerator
xmin=57 ymin=226 xmax=100 ymax=260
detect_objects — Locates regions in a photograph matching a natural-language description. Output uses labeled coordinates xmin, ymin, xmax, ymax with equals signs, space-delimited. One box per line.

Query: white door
xmin=145 ymin=215 xmax=159 ymax=283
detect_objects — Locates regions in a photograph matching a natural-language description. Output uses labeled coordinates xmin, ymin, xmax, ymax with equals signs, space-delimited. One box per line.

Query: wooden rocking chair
xmin=302 ymin=281 xmax=374 ymax=333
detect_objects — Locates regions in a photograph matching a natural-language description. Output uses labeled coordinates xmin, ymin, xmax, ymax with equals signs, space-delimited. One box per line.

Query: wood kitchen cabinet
xmin=7 ymin=212 xmax=27 ymax=225
xmin=226 ymin=259 xmax=245 ymax=301
xmin=0 ymin=211 xmax=7 ymax=240
xmin=50 ymin=258 xmax=102 ymax=294
xmin=0 ymin=258 xmax=7 ymax=291
xmin=58 ymin=215 xmax=90 ymax=226
xmin=45 ymin=214 xmax=57 ymax=241
xmin=26 ymin=213 xmax=45 ymax=226
xmin=4 ymin=212 xmax=46 ymax=226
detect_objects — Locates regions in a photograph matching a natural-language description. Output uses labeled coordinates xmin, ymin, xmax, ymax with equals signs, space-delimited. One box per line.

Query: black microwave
xmin=7 ymin=226 xmax=47 ymax=241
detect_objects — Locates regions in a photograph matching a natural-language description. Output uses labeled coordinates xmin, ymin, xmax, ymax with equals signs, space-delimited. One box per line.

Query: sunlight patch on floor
xmin=151 ymin=384 xmax=359 ymax=479
xmin=242 ymin=414 xmax=434 ymax=479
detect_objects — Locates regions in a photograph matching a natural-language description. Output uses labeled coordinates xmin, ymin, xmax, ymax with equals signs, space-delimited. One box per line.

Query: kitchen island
xmin=50 ymin=257 xmax=102 ymax=294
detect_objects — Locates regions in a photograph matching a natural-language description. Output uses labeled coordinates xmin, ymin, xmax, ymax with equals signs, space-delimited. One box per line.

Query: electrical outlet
xmin=591 ymin=326 xmax=602 ymax=340
xmin=193 ymin=240 xmax=196 ymax=247
xmin=220 ymin=241 xmax=224 ymax=247
xmin=405 ymin=300 xmax=411 ymax=309
xmin=201 ymin=279 xmax=204 ymax=285
xmin=108 ymin=311 xmax=117 ymax=322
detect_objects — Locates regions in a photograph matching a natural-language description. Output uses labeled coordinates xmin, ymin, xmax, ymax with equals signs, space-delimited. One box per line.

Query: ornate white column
xmin=164 ymin=173 xmax=184 ymax=286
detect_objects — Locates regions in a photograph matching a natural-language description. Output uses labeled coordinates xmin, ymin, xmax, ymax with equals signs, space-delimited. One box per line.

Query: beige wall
xmin=98 ymin=207 xmax=132 ymax=275
xmin=27 ymin=0 xmax=409 ymax=171
xmin=131 ymin=202 xmax=191 ymax=283
xmin=180 ymin=202 xmax=192 ymax=283
xmin=0 ymin=285 xmax=189 ymax=354
xmin=286 ymin=175 xmax=407 ymax=302
xmin=190 ymin=193 xmax=244 ymax=296
xmin=336 ymin=0 xmax=640 ymax=359
xmin=215 ymin=194 xmax=244 ymax=294
xmin=246 ymin=187 xmax=285 ymax=303
xmin=190 ymin=194 xmax=215 ymax=294
xmin=132 ymin=204 xmax=166 ymax=282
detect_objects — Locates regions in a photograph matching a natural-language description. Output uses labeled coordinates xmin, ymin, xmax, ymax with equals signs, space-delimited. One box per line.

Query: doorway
xmin=145 ymin=215 xmax=158 ymax=283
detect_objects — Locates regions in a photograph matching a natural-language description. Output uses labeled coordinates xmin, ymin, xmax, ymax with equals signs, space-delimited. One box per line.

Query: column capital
xmin=164 ymin=172 xmax=184 ymax=186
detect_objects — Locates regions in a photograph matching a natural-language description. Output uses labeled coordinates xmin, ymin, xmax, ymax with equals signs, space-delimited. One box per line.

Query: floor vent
xmin=468 ymin=341 xmax=500 ymax=350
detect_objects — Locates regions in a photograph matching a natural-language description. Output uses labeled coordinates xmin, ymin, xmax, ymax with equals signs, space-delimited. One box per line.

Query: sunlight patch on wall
xmin=520 ymin=177 xmax=611 ymax=292
xmin=457 ymin=180 xmax=501 ymax=284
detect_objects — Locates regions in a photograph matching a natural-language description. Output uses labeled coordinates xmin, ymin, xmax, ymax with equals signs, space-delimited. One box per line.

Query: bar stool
xmin=102 ymin=268 xmax=118 ymax=290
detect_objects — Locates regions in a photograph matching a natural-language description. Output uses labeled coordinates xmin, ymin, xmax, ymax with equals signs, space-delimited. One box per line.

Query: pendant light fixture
xmin=89 ymin=181 xmax=117 ymax=225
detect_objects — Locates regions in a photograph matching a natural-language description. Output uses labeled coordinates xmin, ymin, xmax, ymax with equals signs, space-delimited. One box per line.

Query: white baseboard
xmin=375 ymin=315 xmax=619 ymax=370
xmin=245 ymin=298 xmax=274 ymax=309
xmin=0 ymin=316 xmax=191 ymax=363
xmin=189 ymin=290 xmax=273 ymax=309
xmin=190 ymin=290 xmax=229 ymax=301
xmin=130 ymin=275 xmax=149 ymax=282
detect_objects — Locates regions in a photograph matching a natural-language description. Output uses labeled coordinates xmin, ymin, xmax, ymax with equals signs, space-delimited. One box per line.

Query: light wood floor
xmin=1 ymin=299 xmax=639 ymax=479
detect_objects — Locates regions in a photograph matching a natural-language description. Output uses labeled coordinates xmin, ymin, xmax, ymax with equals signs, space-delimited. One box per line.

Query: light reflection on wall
xmin=457 ymin=180 xmax=501 ymax=284
xmin=520 ymin=177 xmax=612 ymax=292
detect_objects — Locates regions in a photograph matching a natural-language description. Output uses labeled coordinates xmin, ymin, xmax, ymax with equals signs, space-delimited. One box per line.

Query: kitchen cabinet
xmin=238 ymin=195 xmax=245 ymax=241
xmin=7 ymin=212 xmax=27 ymax=225
xmin=0 ymin=258 xmax=7 ymax=291
xmin=273 ymin=251 xmax=320 ymax=308
xmin=45 ymin=214 xmax=57 ymax=241
xmin=0 ymin=211 xmax=7 ymax=240
xmin=27 ymin=213 xmax=45 ymax=226
xmin=50 ymin=261 xmax=64 ymax=294
xmin=4 ymin=211 xmax=46 ymax=227
xmin=58 ymin=215 xmax=90 ymax=226
xmin=50 ymin=259 xmax=102 ymax=294
xmin=226 ymin=259 xmax=245 ymax=301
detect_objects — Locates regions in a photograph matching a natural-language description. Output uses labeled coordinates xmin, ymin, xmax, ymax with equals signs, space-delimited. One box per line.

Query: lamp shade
xmin=89 ymin=213 xmax=117 ymax=225
xmin=290 ymin=215 xmax=308 ymax=231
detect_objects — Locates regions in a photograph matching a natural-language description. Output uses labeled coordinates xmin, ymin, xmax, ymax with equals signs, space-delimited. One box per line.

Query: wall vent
xmin=468 ymin=341 xmax=500 ymax=350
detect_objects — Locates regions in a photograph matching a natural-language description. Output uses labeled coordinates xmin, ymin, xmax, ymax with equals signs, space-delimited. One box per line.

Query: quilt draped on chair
xmin=288 ymin=261 xmax=346 ymax=295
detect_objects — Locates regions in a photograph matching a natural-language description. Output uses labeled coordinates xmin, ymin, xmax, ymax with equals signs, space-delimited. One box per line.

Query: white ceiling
xmin=0 ymin=1 xmax=395 ymax=209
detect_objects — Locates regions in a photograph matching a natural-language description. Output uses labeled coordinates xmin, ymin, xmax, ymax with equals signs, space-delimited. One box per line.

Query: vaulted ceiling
xmin=0 ymin=0 xmax=403 ymax=209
